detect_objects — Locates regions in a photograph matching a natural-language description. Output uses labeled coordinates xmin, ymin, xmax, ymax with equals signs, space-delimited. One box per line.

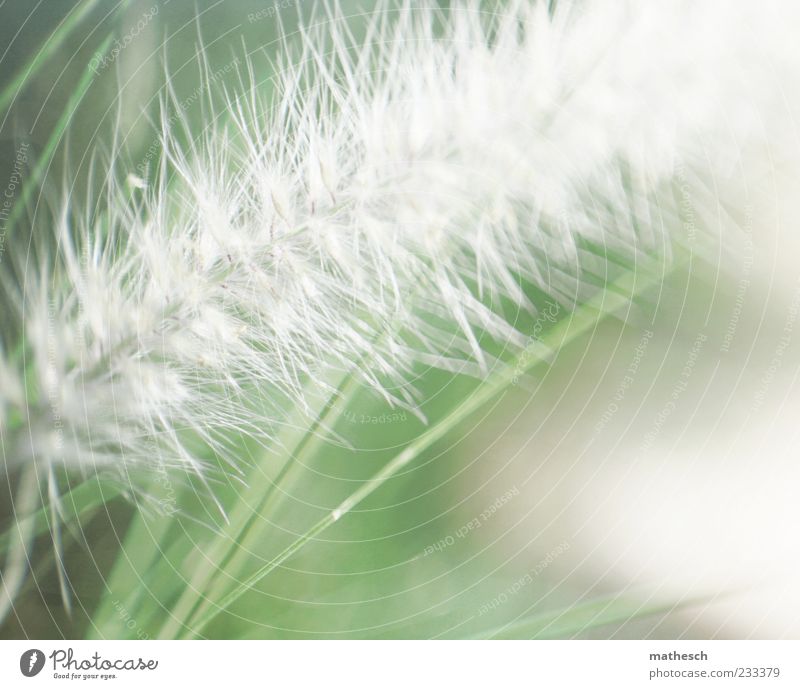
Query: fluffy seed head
xmin=1 ymin=0 xmax=797 ymax=493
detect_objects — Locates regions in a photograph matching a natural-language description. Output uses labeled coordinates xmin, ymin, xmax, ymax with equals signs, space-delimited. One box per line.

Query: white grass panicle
xmin=1 ymin=0 xmax=797 ymax=617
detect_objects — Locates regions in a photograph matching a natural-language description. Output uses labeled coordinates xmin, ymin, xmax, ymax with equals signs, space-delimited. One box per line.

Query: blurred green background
xmin=2 ymin=0 xmax=796 ymax=640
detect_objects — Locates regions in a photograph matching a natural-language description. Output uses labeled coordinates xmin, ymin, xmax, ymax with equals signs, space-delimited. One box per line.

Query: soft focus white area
xmin=486 ymin=117 xmax=800 ymax=639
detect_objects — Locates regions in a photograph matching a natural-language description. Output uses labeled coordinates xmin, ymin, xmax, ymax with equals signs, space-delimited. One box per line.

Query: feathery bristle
xmin=1 ymin=0 xmax=797 ymax=507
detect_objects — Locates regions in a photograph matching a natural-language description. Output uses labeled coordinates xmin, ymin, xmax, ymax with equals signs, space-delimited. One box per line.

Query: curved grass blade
xmin=474 ymin=594 xmax=703 ymax=639
xmin=154 ymin=372 xmax=363 ymax=639
xmin=0 ymin=0 xmax=106 ymax=115
xmin=1 ymin=33 xmax=113 ymax=241
xmin=0 ymin=477 xmax=122 ymax=555
xmin=0 ymin=465 xmax=38 ymax=620
xmin=186 ymin=258 xmax=665 ymax=636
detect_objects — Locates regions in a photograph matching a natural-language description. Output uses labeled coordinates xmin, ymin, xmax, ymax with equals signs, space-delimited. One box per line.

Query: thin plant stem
xmin=1 ymin=34 xmax=113 ymax=241
xmin=0 ymin=0 xmax=107 ymax=115
xmin=473 ymin=594 xmax=704 ymax=640
xmin=154 ymin=371 xmax=361 ymax=639
xmin=187 ymin=258 xmax=664 ymax=635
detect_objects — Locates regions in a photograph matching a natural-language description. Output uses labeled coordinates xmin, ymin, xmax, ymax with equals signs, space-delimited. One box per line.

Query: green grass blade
xmin=2 ymin=34 xmax=113 ymax=240
xmin=187 ymin=259 xmax=665 ymax=635
xmin=156 ymin=372 xmax=362 ymax=639
xmin=0 ymin=0 xmax=106 ymax=115
xmin=0 ymin=477 xmax=122 ymax=555
xmin=475 ymin=595 xmax=699 ymax=639
xmin=87 ymin=496 xmax=177 ymax=639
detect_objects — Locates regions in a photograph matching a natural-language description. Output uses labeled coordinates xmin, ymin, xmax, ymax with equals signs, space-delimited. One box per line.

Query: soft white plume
xmin=1 ymin=0 xmax=797 ymax=496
